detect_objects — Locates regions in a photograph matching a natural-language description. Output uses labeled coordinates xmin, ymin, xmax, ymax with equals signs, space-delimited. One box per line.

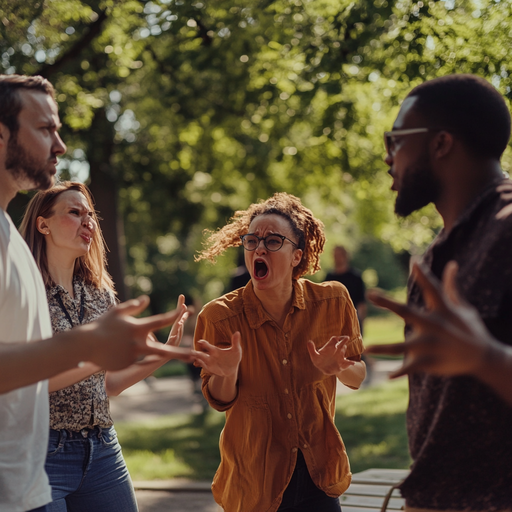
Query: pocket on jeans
xmin=100 ymin=426 xmax=119 ymax=447
xmin=47 ymin=430 xmax=63 ymax=457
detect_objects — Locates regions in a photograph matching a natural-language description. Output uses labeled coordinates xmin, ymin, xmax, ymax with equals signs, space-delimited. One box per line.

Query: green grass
xmin=336 ymin=378 xmax=411 ymax=472
xmin=116 ymin=379 xmax=411 ymax=480
xmin=364 ymin=313 xmax=405 ymax=346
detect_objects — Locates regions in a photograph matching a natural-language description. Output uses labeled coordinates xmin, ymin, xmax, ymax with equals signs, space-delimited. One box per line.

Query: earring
xmin=45 ymin=231 xmax=50 ymax=235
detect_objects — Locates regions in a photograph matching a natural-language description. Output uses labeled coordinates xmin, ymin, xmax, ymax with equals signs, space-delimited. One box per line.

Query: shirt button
xmin=303 ymin=443 xmax=308 ymax=449
xmin=287 ymin=413 xmax=292 ymax=419
xmin=282 ymin=359 xmax=288 ymax=365
xmin=292 ymin=447 xmax=298 ymax=453
xmin=284 ymin=388 xmax=289 ymax=394
xmin=285 ymin=333 xmax=289 ymax=338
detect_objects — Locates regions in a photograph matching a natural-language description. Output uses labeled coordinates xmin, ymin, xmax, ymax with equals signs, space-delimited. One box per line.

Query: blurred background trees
xmin=2 ymin=0 xmax=512 ymax=313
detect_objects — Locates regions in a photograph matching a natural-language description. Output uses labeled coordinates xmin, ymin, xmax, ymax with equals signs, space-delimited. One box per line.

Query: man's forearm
xmin=0 ymin=330 xmax=92 ymax=394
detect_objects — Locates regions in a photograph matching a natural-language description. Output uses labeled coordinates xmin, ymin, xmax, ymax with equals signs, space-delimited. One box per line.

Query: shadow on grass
xmin=117 ymin=379 xmax=411 ymax=480
xmin=117 ymin=409 xmax=224 ymax=480
xmin=336 ymin=410 xmax=411 ymax=473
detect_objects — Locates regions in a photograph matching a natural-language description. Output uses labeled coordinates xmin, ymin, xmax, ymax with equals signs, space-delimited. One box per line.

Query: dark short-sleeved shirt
xmin=194 ymin=279 xmax=364 ymax=512
xmin=325 ymin=268 xmax=366 ymax=307
xmin=401 ymin=178 xmax=512 ymax=510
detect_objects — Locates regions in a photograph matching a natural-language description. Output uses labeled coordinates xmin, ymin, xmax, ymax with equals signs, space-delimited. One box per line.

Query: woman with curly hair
xmin=193 ymin=192 xmax=366 ymax=512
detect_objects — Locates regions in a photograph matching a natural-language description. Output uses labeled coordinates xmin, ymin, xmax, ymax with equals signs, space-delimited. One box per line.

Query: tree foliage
xmin=2 ymin=0 xmax=512 ymax=309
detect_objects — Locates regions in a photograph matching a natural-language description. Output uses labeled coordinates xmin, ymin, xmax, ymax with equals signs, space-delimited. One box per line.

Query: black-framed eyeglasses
xmin=384 ymin=127 xmax=430 ymax=156
xmin=240 ymin=233 xmax=299 ymax=252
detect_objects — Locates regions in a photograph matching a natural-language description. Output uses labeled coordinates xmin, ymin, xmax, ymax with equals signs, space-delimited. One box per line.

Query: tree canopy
xmin=2 ymin=0 xmax=512 ymax=310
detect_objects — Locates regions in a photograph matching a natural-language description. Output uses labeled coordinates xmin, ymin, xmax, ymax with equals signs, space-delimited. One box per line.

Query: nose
xmin=53 ymin=132 xmax=67 ymax=157
xmin=82 ymin=216 xmax=94 ymax=231
xmin=255 ymin=239 xmax=267 ymax=254
xmin=384 ymin=152 xmax=393 ymax=167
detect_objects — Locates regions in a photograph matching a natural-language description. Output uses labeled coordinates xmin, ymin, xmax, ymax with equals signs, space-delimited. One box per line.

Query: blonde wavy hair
xmin=196 ymin=192 xmax=326 ymax=279
xmin=20 ymin=181 xmax=115 ymax=294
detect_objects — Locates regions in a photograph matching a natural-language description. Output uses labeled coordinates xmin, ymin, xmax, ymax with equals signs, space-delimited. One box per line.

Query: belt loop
xmin=58 ymin=429 xmax=67 ymax=448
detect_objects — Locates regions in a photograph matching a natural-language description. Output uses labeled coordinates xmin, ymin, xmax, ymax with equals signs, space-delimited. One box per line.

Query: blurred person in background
xmin=325 ymin=245 xmax=372 ymax=384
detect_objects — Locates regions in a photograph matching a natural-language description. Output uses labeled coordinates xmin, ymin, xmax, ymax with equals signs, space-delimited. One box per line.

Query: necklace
xmin=54 ymin=285 xmax=85 ymax=329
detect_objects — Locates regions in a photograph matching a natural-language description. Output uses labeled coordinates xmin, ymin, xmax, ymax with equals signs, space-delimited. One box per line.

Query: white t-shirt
xmin=0 ymin=209 xmax=53 ymax=512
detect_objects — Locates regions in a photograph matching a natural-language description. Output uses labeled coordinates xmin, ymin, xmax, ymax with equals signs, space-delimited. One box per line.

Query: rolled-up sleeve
xmin=194 ymin=311 xmax=239 ymax=412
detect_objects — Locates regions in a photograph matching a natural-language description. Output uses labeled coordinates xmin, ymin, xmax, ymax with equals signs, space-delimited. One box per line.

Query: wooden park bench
xmin=341 ymin=468 xmax=409 ymax=512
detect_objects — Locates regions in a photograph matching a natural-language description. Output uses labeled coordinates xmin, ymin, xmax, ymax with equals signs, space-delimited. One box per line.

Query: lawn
xmin=116 ymin=378 xmax=411 ymax=481
xmin=364 ymin=313 xmax=405 ymax=346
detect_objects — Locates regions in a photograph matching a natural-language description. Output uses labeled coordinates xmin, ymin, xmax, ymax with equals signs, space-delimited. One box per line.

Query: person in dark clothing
xmin=366 ymin=74 xmax=512 ymax=512
xmin=325 ymin=246 xmax=372 ymax=384
xmin=325 ymin=246 xmax=367 ymax=331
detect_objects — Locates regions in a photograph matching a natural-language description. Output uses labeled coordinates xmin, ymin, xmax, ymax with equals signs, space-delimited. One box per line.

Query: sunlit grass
xmin=117 ymin=379 xmax=411 ymax=480
xmin=336 ymin=378 xmax=411 ymax=472
xmin=364 ymin=313 xmax=405 ymax=346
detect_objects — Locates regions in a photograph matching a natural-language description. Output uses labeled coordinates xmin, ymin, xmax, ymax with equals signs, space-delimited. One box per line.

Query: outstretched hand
xmin=193 ymin=332 xmax=242 ymax=377
xmin=82 ymin=295 xmax=193 ymax=371
xmin=307 ymin=336 xmax=356 ymax=376
xmin=166 ymin=294 xmax=189 ymax=347
xmin=366 ymin=260 xmax=494 ymax=378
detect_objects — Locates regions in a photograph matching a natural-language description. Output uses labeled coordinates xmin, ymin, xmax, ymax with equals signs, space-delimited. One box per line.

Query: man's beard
xmin=5 ymin=132 xmax=55 ymax=191
xmin=394 ymin=153 xmax=440 ymax=217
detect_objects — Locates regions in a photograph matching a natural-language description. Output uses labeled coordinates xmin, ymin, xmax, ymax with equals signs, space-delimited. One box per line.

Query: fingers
xmin=157 ymin=345 xmax=194 ymax=362
xmin=114 ymin=295 xmax=150 ymax=316
xmin=389 ymin=354 xmax=436 ymax=379
xmin=307 ymin=340 xmax=318 ymax=357
xmin=365 ymin=342 xmax=406 ymax=356
xmin=411 ymin=262 xmax=445 ymax=311
xmin=367 ymin=289 xmax=413 ymax=321
xmin=138 ymin=308 xmax=182 ymax=332
xmin=442 ymin=261 xmax=462 ymax=305
xmin=231 ymin=332 xmax=242 ymax=353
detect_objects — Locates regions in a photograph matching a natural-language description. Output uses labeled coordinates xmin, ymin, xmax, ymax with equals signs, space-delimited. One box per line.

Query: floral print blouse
xmin=47 ymin=276 xmax=116 ymax=431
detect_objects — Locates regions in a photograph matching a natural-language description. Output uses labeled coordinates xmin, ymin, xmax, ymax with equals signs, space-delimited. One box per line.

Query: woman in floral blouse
xmin=20 ymin=181 xmax=190 ymax=512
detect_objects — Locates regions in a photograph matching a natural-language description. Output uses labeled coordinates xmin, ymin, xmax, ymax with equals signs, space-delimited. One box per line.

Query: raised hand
xmin=82 ymin=295 xmax=193 ymax=371
xmin=307 ymin=336 xmax=356 ymax=376
xmin=366 ymin=260 xmax=495 ymax=378
xmin=166 ymin=294 xmax=189 ymax=347
xmin=193 ymin=332 xmax=242 ymax=378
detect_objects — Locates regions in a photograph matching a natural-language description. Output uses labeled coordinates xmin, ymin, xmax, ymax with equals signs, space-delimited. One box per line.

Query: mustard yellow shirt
xmin=194 ymin=278 xmax=364 ymax=512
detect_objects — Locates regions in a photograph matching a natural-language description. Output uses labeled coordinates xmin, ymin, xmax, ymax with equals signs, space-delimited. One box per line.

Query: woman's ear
xmin=36 ymin=216 xmax=49 ymax=235
xmin=292 ymin=249 xmax=303 ymax=267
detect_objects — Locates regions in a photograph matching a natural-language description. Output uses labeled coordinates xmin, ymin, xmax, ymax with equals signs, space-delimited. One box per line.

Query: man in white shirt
xmin=0 ymin=74 xmax=191 ymax=511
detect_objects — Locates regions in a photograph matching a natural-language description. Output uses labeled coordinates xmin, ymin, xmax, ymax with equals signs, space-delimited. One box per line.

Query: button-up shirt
xmin=401 ymin=178 xmax=512 ymax=510
xmin=194 ymin=278 xmax=363 ymax=512
xmin=47 ymin=276 xmax=116 ymax=431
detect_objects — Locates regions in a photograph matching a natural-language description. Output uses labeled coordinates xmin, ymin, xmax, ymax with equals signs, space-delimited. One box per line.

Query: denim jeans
xmin=45 ymin=426 xmax=138 ymax=512
xmin=277 ymin=451 xmax=342 ymax=512
xmin=27 ymin=507 xmax=49 ymax=512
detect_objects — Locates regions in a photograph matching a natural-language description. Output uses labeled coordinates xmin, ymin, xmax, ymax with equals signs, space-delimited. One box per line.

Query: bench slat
xmin=341 ymin=494 xmax=404 ymax=510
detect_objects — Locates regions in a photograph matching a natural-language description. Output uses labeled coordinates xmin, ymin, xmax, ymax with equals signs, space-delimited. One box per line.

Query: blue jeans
xmin=277 ymin=451 xmax=342 ymax=512
xmin=45 ymin=426 xmax=138 ymax=512
xmin=27 ymin=507 xmax=49 ymax=512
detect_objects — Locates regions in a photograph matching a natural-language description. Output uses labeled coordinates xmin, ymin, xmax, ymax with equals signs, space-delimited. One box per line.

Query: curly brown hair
xmin=196 ymin=192 xmax=325 ymax=279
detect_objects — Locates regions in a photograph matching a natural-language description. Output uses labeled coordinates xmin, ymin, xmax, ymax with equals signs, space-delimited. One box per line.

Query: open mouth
xmin=254 ymin=259 xmax=269 ymax=279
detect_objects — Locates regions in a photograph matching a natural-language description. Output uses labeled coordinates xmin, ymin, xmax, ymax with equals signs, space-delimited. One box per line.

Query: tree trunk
xmin=87 ymin=109 xmax=128 ymax=301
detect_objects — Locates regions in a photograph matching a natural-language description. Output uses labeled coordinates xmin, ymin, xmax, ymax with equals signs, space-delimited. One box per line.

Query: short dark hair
xmin=407 ymin=74 xmax=511 ymax=160
xmin=0 ymin=74 xmax=55 ymax=137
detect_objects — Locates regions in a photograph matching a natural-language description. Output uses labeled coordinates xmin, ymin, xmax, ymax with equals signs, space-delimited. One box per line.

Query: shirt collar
xmin=433 ymin=176 xmax=509 ymax=244
xmin=242 ymin=278 xmax=306 ymax=330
